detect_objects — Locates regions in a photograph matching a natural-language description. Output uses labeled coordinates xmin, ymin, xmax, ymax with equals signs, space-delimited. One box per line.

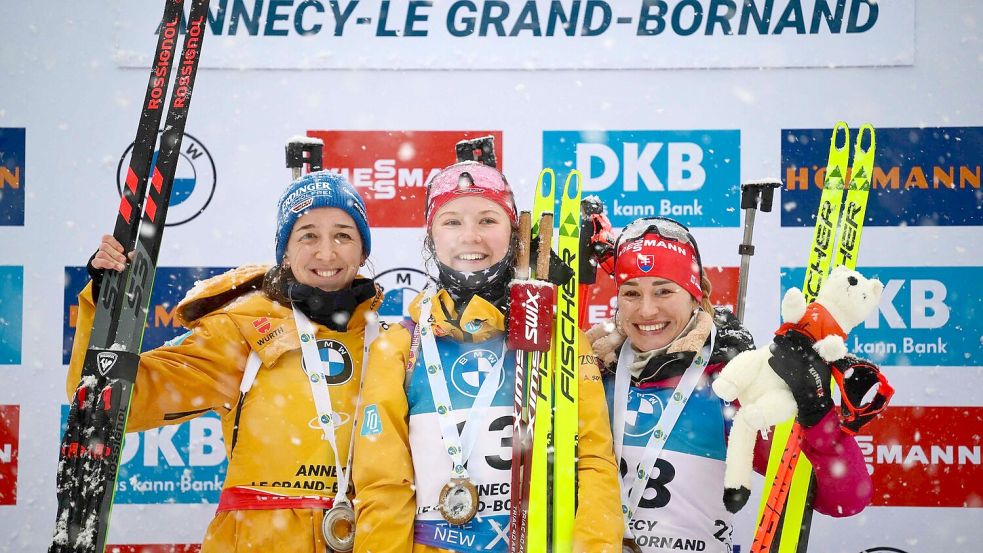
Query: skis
xmin=520 ymin=169 xmax=582 ymax=552
xmin=50 ymin=2 xmax=209 ymax=552
xmin=526 ymin=169 xmax=558 ymax=552
xmin=753 ymin=122 xmax=876 ymax=553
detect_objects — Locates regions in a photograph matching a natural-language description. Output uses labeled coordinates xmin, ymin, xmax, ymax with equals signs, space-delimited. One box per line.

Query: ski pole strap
xmin=419 ymin=287 xmax=505 ymax=480
xmin=612 ymin=327 xmax=715 ymax=536
xmin=292 ymin=307 xmax=352 ymax=507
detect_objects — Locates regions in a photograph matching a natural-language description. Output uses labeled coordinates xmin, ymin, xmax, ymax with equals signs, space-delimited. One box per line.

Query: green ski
xmin=552 ymin=170 xmax=582 ymax=551
xmin=754 ymin=123 xmax=876 ymax=553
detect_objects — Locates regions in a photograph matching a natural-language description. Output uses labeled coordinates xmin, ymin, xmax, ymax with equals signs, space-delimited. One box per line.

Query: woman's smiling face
xmin=617 ymin=277 xmax=698 ymax=351
xmin=430 ymin=196 xmax=512 ymax=272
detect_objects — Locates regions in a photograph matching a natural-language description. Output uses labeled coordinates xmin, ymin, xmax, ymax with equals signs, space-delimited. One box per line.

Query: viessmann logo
xmin=116 ymin=132 xmax=216 ymax=226
xmin=306 ymin=130 xmax=503 ymax=228
xmin=856 ymin=406 xmax=982 ymax=508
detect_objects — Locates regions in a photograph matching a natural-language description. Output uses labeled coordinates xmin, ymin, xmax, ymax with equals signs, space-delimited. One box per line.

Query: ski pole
xmin=508 ymin=212 xmax=555 ymax=552
xmin=455 ymin=135 xmax=498 ymax=168
xmin=285 ymin=137 xmax=324 ymax=180
xmin=735 ymin=179 xmax=782 ymax=322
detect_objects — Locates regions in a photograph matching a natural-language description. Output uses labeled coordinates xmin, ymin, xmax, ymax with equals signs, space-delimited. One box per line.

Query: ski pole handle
xmin=285 ymin=138 xmax=325 ymax=180
xmin=740 ymin=178 xmax=782 ymax=212
xmin=516 ymin=212 xmax=532 ymax=280
xmin=736 ymin=179 xmax=783 ymax=322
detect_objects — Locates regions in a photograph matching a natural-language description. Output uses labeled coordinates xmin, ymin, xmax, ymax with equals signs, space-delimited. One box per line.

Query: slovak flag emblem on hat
xmin=637 ymin=254 xmax=654 ymax=273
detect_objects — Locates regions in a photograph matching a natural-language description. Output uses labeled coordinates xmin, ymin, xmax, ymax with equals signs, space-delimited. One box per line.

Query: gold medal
xmin=437 ymin=478 xmax=479 ymax=525
xmin=622 ymin=536 xmax=643 ymax=553
xmin=322 ymin=501 xmax=356 ymax=552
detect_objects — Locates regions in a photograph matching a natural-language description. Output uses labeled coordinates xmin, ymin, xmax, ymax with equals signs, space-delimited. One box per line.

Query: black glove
xmin=85 ymin=250 xmax=105 ymax=300
xmin=529 ymin=235 xmax=575 ymax=286
xmin=768 ymin=332 xmax=835 ymax=428
xmin=831 ymin=355 xmax=894 ymax=434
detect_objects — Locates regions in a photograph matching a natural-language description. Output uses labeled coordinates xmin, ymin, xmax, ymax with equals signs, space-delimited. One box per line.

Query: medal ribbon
xmin=293 ymin=307 xmax=378 ymax=508
xmin=612 ymin=326 xmax=715 ymax=536
xmin=419 ymin=286 xmax=505 ymax=480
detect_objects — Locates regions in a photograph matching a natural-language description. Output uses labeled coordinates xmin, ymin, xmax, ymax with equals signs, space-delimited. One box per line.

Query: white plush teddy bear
xmin=710 ymin=265 xmax=884 ymax=513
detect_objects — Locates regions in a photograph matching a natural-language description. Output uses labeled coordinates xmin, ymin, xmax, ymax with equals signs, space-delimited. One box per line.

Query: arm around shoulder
xmin=353 ymin=323 xmax=416 ymax=553
xmin=572 ymin=336 xmax=623 ymax=552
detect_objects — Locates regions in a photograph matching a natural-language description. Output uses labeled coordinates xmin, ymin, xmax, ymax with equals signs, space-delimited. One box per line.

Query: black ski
xmin=50 ymin=2 xmax=209 ymax=552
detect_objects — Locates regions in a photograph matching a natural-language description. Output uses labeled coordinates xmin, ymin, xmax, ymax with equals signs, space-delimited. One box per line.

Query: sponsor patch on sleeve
xmin=360 ymin=404 xmax=382 ymax=436
xmin=163 ymin=330 xmax=193 ymax=347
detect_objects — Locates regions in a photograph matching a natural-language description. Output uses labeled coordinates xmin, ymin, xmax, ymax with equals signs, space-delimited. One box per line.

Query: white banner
xmin=114 ymin=0 xmax=915 ymax=70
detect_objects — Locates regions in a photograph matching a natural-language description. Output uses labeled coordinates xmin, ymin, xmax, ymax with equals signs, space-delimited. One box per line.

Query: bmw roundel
xmin=451 ymin=348 xmax=504 ymax=398
xmin=301 ymin=339 xmax=354 ymax=385
xmin=116 ymin=132 xmax=217 ymax=227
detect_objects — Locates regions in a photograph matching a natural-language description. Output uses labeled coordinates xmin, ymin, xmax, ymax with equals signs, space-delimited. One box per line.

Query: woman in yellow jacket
xmin=352 ymin=161 xmax=622 ymax=553
xmin=68 ymin=171 xmax=378 ymax=552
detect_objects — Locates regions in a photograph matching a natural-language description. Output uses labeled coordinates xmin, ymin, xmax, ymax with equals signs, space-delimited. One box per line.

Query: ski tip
xmin=537 ymin=168 xmax=556 ymax=197
xmin=563 ymin=170 xmax=582 ymax=198
xmin=855 ymin=124 xmax=876 ymax=154
xmin=832 ymin=122 xmax=851 ymax=151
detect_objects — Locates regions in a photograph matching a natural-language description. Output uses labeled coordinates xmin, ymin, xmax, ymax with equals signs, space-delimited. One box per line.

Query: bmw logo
xmin=300 ymin=339 xmax=355 ymax=385
xmin=116 ymin=132 xmax=216 ymax=227
xmin=374 ymin=267 xmax=434 ymax=323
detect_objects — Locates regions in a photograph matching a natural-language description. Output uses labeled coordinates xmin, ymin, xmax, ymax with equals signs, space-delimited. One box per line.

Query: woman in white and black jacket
xmin=587 ymin=216 xmax=873 ymax=553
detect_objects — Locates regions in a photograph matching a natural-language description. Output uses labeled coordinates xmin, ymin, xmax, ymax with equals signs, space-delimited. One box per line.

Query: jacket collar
xmin=587 ymin=307 xmax=754 ymax=385
xmin=409 ymin=288 xmax=506 ymax=343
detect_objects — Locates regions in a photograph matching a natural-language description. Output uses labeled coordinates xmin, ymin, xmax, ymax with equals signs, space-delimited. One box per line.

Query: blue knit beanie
xmin=275 ymin=171 xmax=371 ymax=264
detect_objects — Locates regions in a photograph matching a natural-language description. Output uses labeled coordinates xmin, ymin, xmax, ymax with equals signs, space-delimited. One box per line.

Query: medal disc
xmin=437 ymin=478 xmax=479 ymax=525
xmin=322 ymin=501 xmax=356 ymax=552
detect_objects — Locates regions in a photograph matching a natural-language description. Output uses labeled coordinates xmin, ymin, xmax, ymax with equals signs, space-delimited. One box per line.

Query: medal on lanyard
xmin=293 ymin=307 xmax=378 ymax=552
xmin=613 ymin=327 xmax=715 ymax=543
xmin=322 ymin=498 xmax=356 ymax=551
xmin=437 ymin=477 xmax=481 ymax=526
xmin=419 ymin=288 xmax=504 ymax=525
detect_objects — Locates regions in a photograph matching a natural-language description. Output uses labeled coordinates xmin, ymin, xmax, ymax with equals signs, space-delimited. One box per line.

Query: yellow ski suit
xmin=67 ymin=265 xmax=380 ymax=552
xmin=352 ymin=289 xmax=622 ymax=553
